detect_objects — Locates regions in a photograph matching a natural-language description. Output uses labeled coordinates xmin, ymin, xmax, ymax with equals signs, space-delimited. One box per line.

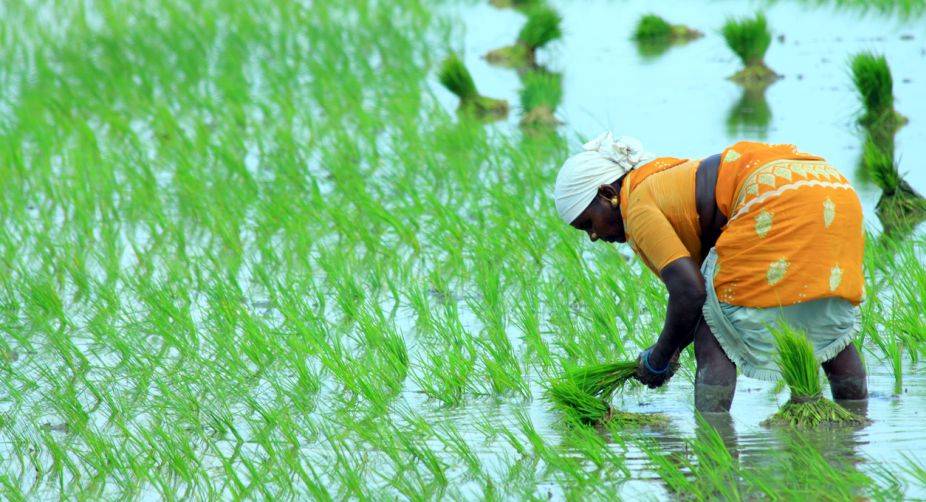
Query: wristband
xmin=642 ymin=348 xmax=670 ymax=375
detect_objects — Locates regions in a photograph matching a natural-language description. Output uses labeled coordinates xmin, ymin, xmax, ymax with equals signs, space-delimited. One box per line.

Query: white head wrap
xmin=553 ymin=132 xmax=656 ymax=224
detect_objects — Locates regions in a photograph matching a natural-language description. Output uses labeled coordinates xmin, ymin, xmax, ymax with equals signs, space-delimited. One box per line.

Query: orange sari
xmin=620 ymin=142 xmax=864 ymax=308
xmin=712 ymin=142 xmax=864 ymax=307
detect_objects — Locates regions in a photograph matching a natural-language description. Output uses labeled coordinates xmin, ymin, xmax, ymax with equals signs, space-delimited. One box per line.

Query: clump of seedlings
xmin=519 ymin=70 xmax=562 ymax=127
xmin=438 ymin=53 xmax=508 ymax=118
xmin=632 ymin=14 xmax=702 ymax=59
xmin=762 ymin=327 xmax=869 ymax=428
xmin=548 ymin=361 xmax=666 ymax=426
xmin=485 ymin=6 xmax=562 ymax=68
xmin=634 ymin=14 xmax=702 ymax=42
xmin=722 ymin=13 xmax=781 ymax=85
xmin=851 ymin=52 xmax=908 ymax=132
xmin=864 ymin=136 xmax=926 ymax=223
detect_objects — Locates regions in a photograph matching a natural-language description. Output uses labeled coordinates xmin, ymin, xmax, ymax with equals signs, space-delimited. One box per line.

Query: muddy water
xmin=430 ymin=0 xmax=926 ymax=496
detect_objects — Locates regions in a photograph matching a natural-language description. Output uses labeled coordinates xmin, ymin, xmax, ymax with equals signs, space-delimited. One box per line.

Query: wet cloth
xmin=701 ymin=249 xmax=860 ymax=381
xmin=554 ymin=133 xmax=655 ymax=224
xmin=711 ymin=142 xmax=865 ymax=308
xmin=619 ymin=158 xmax=702 ymax=273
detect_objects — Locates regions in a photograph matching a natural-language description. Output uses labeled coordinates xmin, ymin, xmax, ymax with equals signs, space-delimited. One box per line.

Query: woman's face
xmin=569 ymin=184 xmax=627 ymax=243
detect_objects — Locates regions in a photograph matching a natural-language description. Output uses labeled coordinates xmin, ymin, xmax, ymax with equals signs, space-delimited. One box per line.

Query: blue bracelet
xmin=643 ymin=348 xmax=670 ymax=375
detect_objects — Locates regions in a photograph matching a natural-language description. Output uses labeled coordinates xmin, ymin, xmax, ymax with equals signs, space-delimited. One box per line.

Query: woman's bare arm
xmin=648 ymin=257 xmax=706 ymax=368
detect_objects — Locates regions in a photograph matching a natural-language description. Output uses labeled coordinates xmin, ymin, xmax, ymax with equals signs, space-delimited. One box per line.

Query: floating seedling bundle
xmin=438 ymin=53 xmax=508 ymax=119
xmin=548 ymin=361 xmax=666 ymax=426
xmin=632 ymin=15 xmax=702 ymax=59
xmin=633 ymin=14 xmax=702 ymax=42
xmin=519 ymin=70 xmax=562 ymax=127
xmin=722 ymin=13 xmax=780 ymax=86
xmin=762 ymin=327 xmax=869 ymax=428
xmin=851 ymin=51 xmax=908 ymax=132
xmin=485 ymin=6 xmax=562 ymax=68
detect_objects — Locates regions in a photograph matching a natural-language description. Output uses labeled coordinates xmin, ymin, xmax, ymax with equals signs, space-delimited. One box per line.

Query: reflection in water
xmin=634 ymin=407 xmax=886 ymax=498
xmin=726 ymin=84 xmax=772 ymax=139
xmin=634 ymin=38 xmax=674 ymax=61
xmin=699 ymin=412 xmax=738 ymax=454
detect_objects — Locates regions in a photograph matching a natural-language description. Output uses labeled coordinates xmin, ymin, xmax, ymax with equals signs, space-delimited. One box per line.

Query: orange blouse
xmin=619 ymin=158 xmax=702 ymax=274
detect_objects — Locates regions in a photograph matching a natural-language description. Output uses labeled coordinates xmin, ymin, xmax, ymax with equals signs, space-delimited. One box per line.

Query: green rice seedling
xmin=632 ymin=14 xmax=702 ymax=60
xmin=864 ymin=135 xmax=903 ymax=196
xmin=413 ymin=318 xmax=478 ymax=406
xmin=562 ymin=361 xmax=637 ymax=397
xmin=485 ymin=6 xmax=562 ymax=68
xmin=489 ymin=0 xmax=541 ymax=10
xmin=722 ymin=13 xmax=781 ymax=85
xmin=863 ymin=135 xmax=926 ymax=225
xmin=902 ymin=454 xmax=926 ymax=488
xmin=438 ymin=53 xmax=508 ymax=119
xmin=519 ymin=70 xmax=562 ymax=127
xmin=548 ymin=377 xmax=612 ymax=424
xmin=548 ymin=361 xmax=666 ymax=425
xmin=434 ymin=422 xmax=485 ymax=481
xmin=780 ymin=0 xmax=926 ymax=17
xmin=887 ymin=337 xmax=903 ymax=395
xmin=643 ymin=414 xmax=741 ymax=499
xmin=762 ymin=326 xmax=869 ymax=427
xmin=512 ymin=281 xmax=552 ymax=366
xmin=851 ymin=52 xmax=907 ymax=131
xmin=558 ymin=416 xmax=629 ymax=474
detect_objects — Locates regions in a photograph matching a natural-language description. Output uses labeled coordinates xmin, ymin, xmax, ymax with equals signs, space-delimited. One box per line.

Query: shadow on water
xmin=726 ymin=83 xmax=773 ymax=139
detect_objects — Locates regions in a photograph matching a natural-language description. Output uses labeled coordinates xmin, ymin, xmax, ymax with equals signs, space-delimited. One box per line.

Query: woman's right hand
xmin=635 ymin=345 xmax=681 ymax=389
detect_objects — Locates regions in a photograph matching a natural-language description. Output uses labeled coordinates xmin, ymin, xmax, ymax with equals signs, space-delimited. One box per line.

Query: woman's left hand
xmin=635 ymin=345 xmax=680 ymax=389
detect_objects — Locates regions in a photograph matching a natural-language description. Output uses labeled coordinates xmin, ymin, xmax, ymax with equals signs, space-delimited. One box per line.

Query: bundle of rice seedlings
xmin=632 ymin=15 xmax=702 ymax=60
xmin=762 ymin=327 xmax=869 ymax=428
xmin=866 ymin=136 xmax=926 ymax=225
xmin=548 ymin=361 xmax=666 ymax=426
xmin=438 ymin=53 xmax=508 ymax=118
xmin=851 ymin=52 xmax=908 ymax=131
xmin=485 ymin=6 xmax=562 ymax=68
xmin=519 ymin=70 xmax=562 ymax=127
xmin=633 ymin=14 xmax=702 ymax=43
xmin=722 ymin=13 xmax=781 ymax=85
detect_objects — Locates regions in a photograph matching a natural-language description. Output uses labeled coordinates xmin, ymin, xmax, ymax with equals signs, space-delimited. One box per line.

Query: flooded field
xmin=0 ymin=0 xmax=925 ymax=499
xmin=449 ymin=0 xmax=926 ymax=216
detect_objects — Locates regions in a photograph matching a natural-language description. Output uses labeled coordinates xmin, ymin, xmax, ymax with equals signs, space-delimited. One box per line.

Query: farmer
xmin=554 ymin=132 xmax=868 ymax=412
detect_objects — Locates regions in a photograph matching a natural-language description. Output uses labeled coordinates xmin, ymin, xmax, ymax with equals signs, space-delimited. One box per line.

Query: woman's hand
xmin=631 ymin=257 xmax=706 ymax=389
xmin=635 ymin=345 xmax=680 ymax=389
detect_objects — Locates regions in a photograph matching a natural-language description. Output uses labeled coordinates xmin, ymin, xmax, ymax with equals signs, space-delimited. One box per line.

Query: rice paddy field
xmin=1 ymin=0 xmax=925 ymax=499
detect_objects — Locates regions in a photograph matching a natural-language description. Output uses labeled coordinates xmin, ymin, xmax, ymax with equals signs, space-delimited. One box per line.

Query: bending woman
xmin=554 ymin=133 xmax=868 ymax=412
